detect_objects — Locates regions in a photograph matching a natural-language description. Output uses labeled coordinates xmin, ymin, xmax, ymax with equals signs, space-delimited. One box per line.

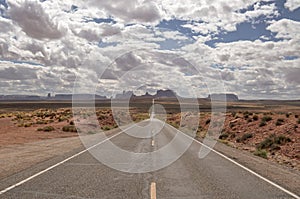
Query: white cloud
xmin=0 ymin=0 xmax=299 ymax=99
xmin=8 ymin=0 xmax=66 ymax=40
xmin=284 ymin=0 xmax=300 ymax=11
xmin=88 ymin=0 xmax=161 ymax=24
xmin=160 ymin=0 xmax=278 ymax=33
xmin=267 ymin=18 xmax=300 ymax=40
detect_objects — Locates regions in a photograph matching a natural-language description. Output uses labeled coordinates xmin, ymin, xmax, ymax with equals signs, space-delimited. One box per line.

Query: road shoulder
xmin=210 ymin=139 xmax=300 ymax=195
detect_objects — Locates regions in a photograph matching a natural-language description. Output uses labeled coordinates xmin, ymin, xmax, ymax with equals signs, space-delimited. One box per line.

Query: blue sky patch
xmin=85 ymin=17 xmax=117 ymax=24
xmin=283 ymin=55 xmax=299 ymax=60
xmin=98 ymin=41 xmax=119 ymax=48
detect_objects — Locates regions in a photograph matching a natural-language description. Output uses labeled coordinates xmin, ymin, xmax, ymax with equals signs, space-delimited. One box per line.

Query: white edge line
xmin=0 ymin=124 xmax=137 ymax=195
xmin=161 ymin=120 xmax=300 ymax=199
xmin=2 ymin=119 xmax=299 ymax=199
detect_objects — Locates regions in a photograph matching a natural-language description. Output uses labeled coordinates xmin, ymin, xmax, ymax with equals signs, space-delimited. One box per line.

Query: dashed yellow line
xmin=150 ymin=182 xmax=156 ymax=199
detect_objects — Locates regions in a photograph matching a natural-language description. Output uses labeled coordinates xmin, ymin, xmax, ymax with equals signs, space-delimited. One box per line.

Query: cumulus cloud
xmin=160 ymin=0 xmax=278 ymax=33
xmin=0 ymin=0 xmax=299 ymax=99
xmin=284 ymin=0 xmax=300 ymax=11
xmin=8 ymin=0 xmax=66 ymax=40
xmin=267 ymin=18 xmax=300 ymax=40
xmin=88 ymin=0 xmax=161 ymax=24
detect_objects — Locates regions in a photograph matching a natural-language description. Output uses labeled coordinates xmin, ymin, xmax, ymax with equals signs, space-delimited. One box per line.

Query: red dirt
xmin=167 ymin=111 xmax=300 ymax=170
xmin=0 ymin=117 xmax=77 ymax=147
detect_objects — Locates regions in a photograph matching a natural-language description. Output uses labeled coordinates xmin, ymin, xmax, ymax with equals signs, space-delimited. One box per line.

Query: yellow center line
xmin=150 ymin=182 xmax=156 ymax=199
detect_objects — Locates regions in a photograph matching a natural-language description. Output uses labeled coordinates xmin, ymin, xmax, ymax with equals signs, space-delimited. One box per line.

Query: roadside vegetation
xmin=174 ymin=111 xmax=299 ymax=170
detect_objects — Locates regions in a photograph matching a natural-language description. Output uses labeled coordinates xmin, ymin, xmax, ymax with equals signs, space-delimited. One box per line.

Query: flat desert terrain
xmin=0 ymin=99 xmax=299 ymax=180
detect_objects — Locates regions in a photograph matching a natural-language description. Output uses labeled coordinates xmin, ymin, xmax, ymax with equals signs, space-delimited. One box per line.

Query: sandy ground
xmin=0 ymin=115 xmax=80 ymax=179
xmin=0 ymin=137 xmax=82 ymax=180
xmin=0 ymin=118 xmax=77 ymax=146
xmin=0 ymin=105 xmax=299 ymax=182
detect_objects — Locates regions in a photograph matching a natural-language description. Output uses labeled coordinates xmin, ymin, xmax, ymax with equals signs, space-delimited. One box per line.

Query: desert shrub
xmin=171 ymin=122 xmax=179 ymax=129
xmin=259 ymin=121 xmax=266 ymax=127
xmin=62 ymin=125 xmax=77 ymax=132
xmin=229 ymin=123 xmax=235 ymax=128
xmin=253 ymin=149 xmax=267 ymax=159
xmin=24 ymin=123 xmax=32 ymax=128
xmin=58 ymin=117 xmax=67 ymax=122
xmin=198 ymin=125 xmax=203 ymax=131
xmin=257 ymin=137 xmax=273 ymax=149
xmin=247 ymin=119 xmax=253 ymax=123
xmin=262 ymin=116 xmax=272 ymax=122
xmin=230 ymin=132 xmax=236 ymax=138
xmin=17 ymin=123 xmax=24 ymax=127
xmin=219 ymin=133 xmax=229 ymax=140
xmin=298 ymin=119 xmax=300 ymax=124
xmin=36 ymin=120 xmax=47 ymax=124
xmin=231 ymin=112 xmax=236 ymax=117
xmin=44 ymin=126 xmax=55 ymax=132
xmin=38 ymin=126 xmax=55 ymax=132
xmin=101 ymin=125 xmax=111 ymax=131
xmin=98 ymin=115 xmax=106 ymax=120
xmin=270 ymin=144 xmax=281 ymax=151
xmin=274 ymin=135 xmax=291 ymax=145
xmin=244 ymin=114 xmax=249 ymax=119
xmin=257 ymin=134 xmax=291 ymax=150
xmin=253 ymin=115 xmax=259 ymax=121
xmin=69 ymin=121 xmax=74 ymax=125
xmin=243 ymin=111 xmax=249 ymax=115
xmin=275 ymin=118 xmax=284 ymax=126
xmin=295 ymin=114 xmax=299 ymax=118
xmin=236 ymin=133 xmax=253 ymax=143
xmin=285 ymin=113 xmax=290 ymax=118
xmin=205 ymin=119 xmax=211 ymax=125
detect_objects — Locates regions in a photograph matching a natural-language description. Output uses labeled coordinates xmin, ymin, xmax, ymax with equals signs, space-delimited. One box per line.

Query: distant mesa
xmin=115 ymin=89 xmax=177 ymax=99
xmin=0 ymin=94 xmax=107 ymax=101
xmin=0 ymin=95 xmax=41 ymax=101
xmin=156 ymin=89 xmax=177 ymax=98
xmin=115 ymin=91 xmax=135 ymax=99
xmin=54 ymin=94 xmax=107 ymax=100
xmin=207 ymin=93 xmax=239 ymax=102
xmin=0 ymin=91 xmax=238 ymax=101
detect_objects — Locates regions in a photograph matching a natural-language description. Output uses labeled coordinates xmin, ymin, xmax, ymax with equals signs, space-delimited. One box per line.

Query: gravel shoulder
xmin=212 ymin=140 xmax=300 ymax=195
xmin=0 ymin=136 xmax=82 ymax=180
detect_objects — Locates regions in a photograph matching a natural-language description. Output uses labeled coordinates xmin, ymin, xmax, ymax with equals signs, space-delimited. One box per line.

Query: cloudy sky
xmin=0 ymin=0 xmax=299 ymax=99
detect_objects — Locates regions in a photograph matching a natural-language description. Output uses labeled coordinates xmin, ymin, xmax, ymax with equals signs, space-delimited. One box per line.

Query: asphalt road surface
xmin=0 ymin=119 xmax=299 ymax=199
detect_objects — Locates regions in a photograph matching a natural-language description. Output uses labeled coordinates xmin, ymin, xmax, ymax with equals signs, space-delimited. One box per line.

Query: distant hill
xmin=208 ymin=93 xmax=239 ymax=101
xmin=0 ymin=95 xmax=41 ymax=101
xmin=155 ymin=89 xmax=177 ymax=98
xmin=115 ymin=89 xmax=178 ymax=99
xmin=115 ymin=91 xmax=136 ymax=99
xmin=54 ymin=94 xmax=107 ymax=100
xmin=0 ymin=91 xmax=239 ymax=101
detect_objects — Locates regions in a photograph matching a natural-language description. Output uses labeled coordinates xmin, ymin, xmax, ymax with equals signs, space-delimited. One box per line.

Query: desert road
xmin=0 ymin=119 xmax=299 ymax=199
